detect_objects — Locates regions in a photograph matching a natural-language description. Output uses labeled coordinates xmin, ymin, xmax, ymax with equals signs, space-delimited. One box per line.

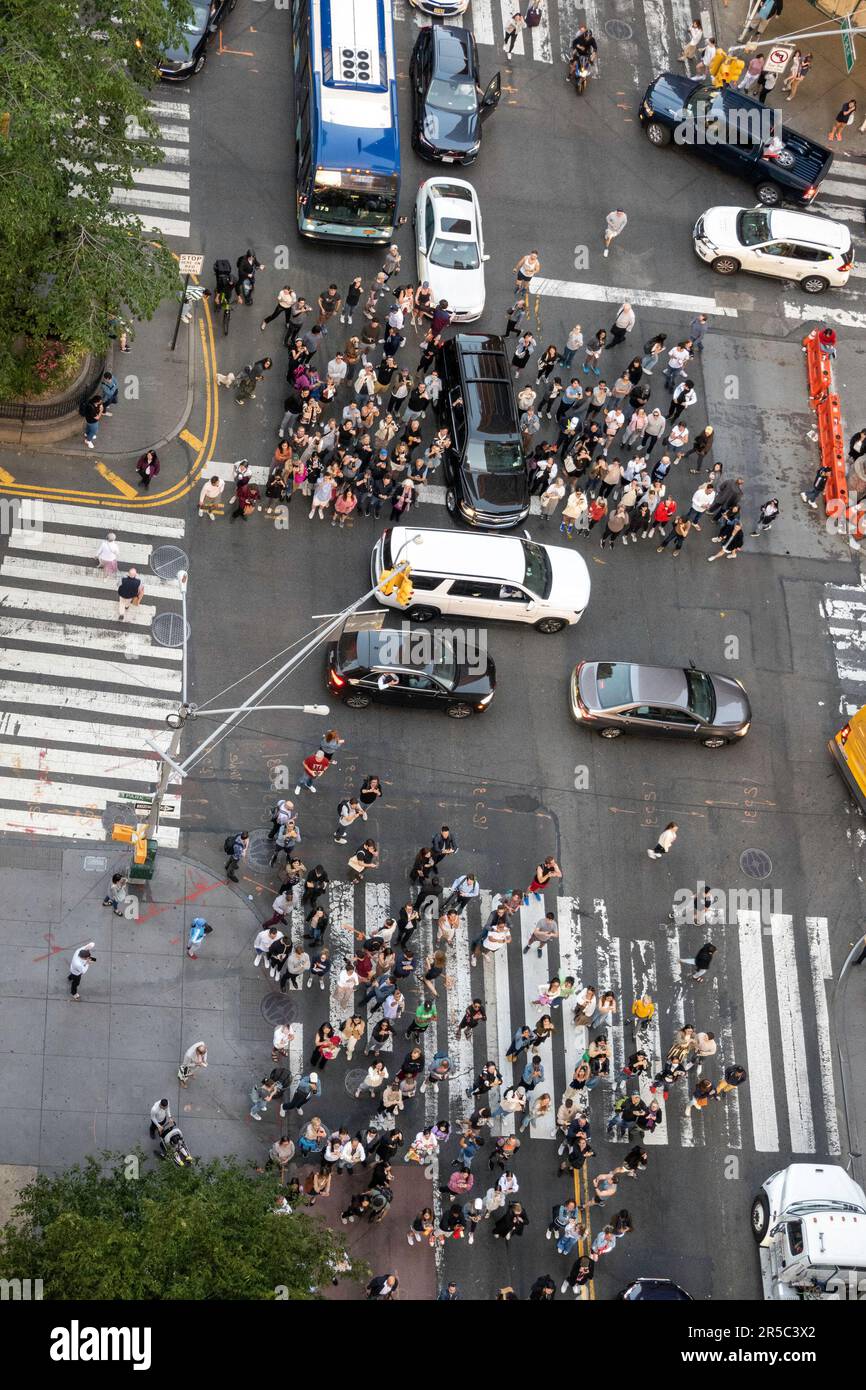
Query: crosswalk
xmin=118 ymin=100 xmax=192 ymax=240
xmin=268 ymin=874 xmax=840 ymax=1158
xmin=820 ymin=574 xmax=866 ymax=718
xmin=0 ymin=503 xmax=186 ymax=844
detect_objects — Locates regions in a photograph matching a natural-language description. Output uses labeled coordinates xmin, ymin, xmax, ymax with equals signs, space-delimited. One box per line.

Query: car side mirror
xmin=482 ymin=254 xmax=491 ymax=262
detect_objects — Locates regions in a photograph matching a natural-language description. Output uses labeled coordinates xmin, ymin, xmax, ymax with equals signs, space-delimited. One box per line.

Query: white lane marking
xmin=110 ymin=187 xmax=190 ymax=213
xmin=480 ymin=892 xmax=513 ymax=1138
xmin=127 ymin=120 xmax=190 ymax=143
xmin=607 ymin=0 xmax=641 ymax=86
xmin=470 ymin=0 xmax=496 ymax=45
xmin=805 ymin=917 xmax=840 ymax=1156
xmin=630 ymin=938 xmax=668 ymax=1144
xmin=0 ymin=618 xmax=181 ymax=660
xmin=593 ymin=897 xmax=625 ymax=1084
xmin=520 ymin=901 xmax=556 ymax=1138
xmin=829 ymin=624 xmax=866 ymax=652
xmin=449 ymin=894 xmax=476 ymax=1120
xmin=0 ymin=587 xmax=157 ymax=625
xmin=643 ymin=0 xmax=671 ymax=74
xmin=821 ymin=178 xmax=866 ymax=198
xmin=0 ymin=680 xmax=177 ymax=722
xmin=10 ymin=531 xmax=153 ymax=565
xmin=126 ymin=213 xmax=191 ymax=239
xmin=146 ymin=101 xmax=190 ymax=119
xmin=783 ymin=300 xmax=866 ymax=330
xmin=815 ymin=202 xmax=865 ymax=225
xmin=737 ymin=911 xmax=780 ymax=1152
xmin=0 ymin=558 xmax=182 ymax=597
xmin=529 ymin=275 xmax=739 ymax=316
xmin=329 ymin=881 xmax=355 ymax=1031
xmin=769 ymin=914 xmax=816 ymax=1152
xmin=0 ymin=773 xmax=171 ymax=814
xmin=129 ymin=167 xmax=191 ymax=190
xmin=0 ymin=808 xmax=106 ymax=840
xmin=531 ymin=2 xmax=553 ymax=65
xmin=155 ymin=145 xmax=190 ymax=165
xmin=556 ymin=896 xmax=583 ymax=1087
xmin=0 ymin=711 xmax=175 ymax=752
xmin=0 ymin=741 xmax=171 ymax=785
xmin=0 ymin=649 xmax=182 ymax=693
xmin=35 ymin=503 xmax=185 ymax=536
xmin=499 ymin=0 xmax=525 ymax=55
xmin=663 ymin=925 xmax=696 ymax=1148
xmin=670 ymin=0 xmax=696 ymax=70
xmin=829 ymin=659 xmax=866 ymax=683
xmin=712 ymin=949 xmax=742 ymax=1150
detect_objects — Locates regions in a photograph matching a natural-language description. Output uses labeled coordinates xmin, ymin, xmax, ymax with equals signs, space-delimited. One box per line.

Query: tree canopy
xmin=0 ymin=1152 xmax=351 ymax=1300
xmin=0 ymin=1 xmax=193 ymax=394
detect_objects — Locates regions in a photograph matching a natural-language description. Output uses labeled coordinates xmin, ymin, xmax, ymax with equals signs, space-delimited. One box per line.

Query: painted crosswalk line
xmin=738 ymin=910 xmax=780 ymax=1152
xmin=529 ymin=275 xmax=739 ymax=318
xmin=0 ymin=506 xmax=186 ymax=847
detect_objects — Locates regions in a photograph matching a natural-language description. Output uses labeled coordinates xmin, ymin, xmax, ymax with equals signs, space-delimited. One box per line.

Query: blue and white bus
xmin=291 ymin=0 xmax=400 ymax=243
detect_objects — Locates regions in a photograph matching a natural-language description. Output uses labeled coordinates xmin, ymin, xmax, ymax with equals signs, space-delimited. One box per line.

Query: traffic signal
xmin=394 ymin=570 xmax=415 ymax=608
xmin=708 ymin=49 xmax=728 ymax=80
xmin=715 ymin=57 xmax=745 ymax=87
xmin=378 ymin=568 xmax=399 ymax=596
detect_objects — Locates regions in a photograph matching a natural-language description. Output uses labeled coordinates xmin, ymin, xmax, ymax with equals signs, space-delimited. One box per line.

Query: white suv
xmin=693 ymin=206 xmax=853 ymax=294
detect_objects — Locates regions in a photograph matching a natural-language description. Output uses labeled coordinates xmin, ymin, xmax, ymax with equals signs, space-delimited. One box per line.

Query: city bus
xmin=291 ymin=0 xmax=400 ymax=243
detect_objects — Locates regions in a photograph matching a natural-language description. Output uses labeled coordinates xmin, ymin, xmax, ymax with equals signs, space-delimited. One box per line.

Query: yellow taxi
xmin=829 ymin=706 xmax=866 ymax=810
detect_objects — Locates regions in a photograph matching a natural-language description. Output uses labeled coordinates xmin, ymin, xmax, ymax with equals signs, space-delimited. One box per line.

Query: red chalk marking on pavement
xmin=169 ymin=937 xmax=181 ymax=945
xmin=33 ymin=932 xmax=76 ymax=963
xmin=135 ymin=878 xmax=224 ymax=924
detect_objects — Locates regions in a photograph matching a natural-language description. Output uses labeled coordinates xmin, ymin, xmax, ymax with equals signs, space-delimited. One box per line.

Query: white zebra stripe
xmin=0 ymin=742 xmax=170 ymax=786
xmin=0 ymin=558 xmax=182 ymax=598
xmin=0 ymin=649 xmax=181 ymax=693
xmin=519 ymin=900 xmax=556 ymax=1138
xmin=0 ymin=618 xmax=182 ymax=660
xmin=737 ymin=911 xmax=780 ymax=1152
xmin=0 ymin=680 xmax=177 ymax=723
xmin=34 ymin=503 xmax=185 ymax=536
xmin=769 ymin=914 xmax=816 ymax=1152
xmin=10 ymin=531 xmax=153 ymax=566
xmin=0 ymin=710 xmax=174 ymax=753
xmin=0 ymin=587 xmax=157 ymax=626
xmin=805 ymin=917 xmax=841 ymax=1156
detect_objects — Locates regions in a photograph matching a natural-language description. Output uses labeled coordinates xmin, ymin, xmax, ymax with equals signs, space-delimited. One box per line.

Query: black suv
xmin=638 ymin=73 xmax=832 ymax=207
xmin=434 ymin=334 xmax=529 ymax=529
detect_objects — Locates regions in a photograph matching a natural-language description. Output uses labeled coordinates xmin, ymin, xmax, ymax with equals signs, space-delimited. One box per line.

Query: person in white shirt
xmin=272 ymin=1022 xmax=295 ymax=1063
xmin=647 ymin=822 xmax=678 ymax=859
xmin=262 ymin=891 xmax=291 ymax=930
xmin=338 ymin=1137 xmax=366 ymax=1174
xmin=198 ymin=476 xmax=225 ymax=520
xmin=603 ymin=209 xmax=627 ymax=257
xmin=68 ymin=941 xmax=96 ymax=999
xmin=253 ymin=926 xmax=282 ymax=968
xmin=178 ymin=1041 xmax=208 ymax=1086
xmin=694 ymin=1031 xmax=718 ymax=1074
xmin=383 ymin=988 xmax=405 ymax=1023
xmin=663 ymin=343 xmax=692 ymax=389
xmin=356 ymin=1061 xmax=389 ymax=1099
xmin=680 ymin=19 xmax=703 ymax=61
xmin=666 ymin=423 xmax=689 ymax=455
xmin=686 ymin=482 xmax=715 ymax=529
xmin=333 ymin=959 xmax=359 ymax=1013
xmin=149 ymin=1098 xmax=172 ymax=1138
xmin=327 ymin=354 xmax=347 ymax=389
xmin=96 ymin=532 xmax=119 ymax=578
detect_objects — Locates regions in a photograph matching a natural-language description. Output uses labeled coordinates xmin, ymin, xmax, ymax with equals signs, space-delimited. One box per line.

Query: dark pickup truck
xmin=638 ymin=72 xmax=832 ymax=208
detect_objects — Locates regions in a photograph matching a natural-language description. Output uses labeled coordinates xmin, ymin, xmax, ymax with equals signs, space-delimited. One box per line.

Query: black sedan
xmin=410 ymin=23 xmax=500 ymax=165
xmin=617 ymin=1278 xmax=693 ymax=1301
xmin=569 ymin=661 xmax=751 ymax=748
xmin=327 ymin=620 xmax=496 ymax=718
xmin=638 ymin=72 xmax=831 ymax=207
xmin=158 ymin=0 xmax=236 ymax=81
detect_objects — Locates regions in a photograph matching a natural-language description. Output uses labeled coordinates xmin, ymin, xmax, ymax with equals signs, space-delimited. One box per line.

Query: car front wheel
xmin=407 ymin=605 xmax=439 ymax=623
xmin=194 ymin=53 xmax=206 ymax=74
xmin=600 ymin=726 xmax=622 ymax=739
xmin=446 ymin=702 xmax=473 ymax=719
xmin=755 ymin=181 xmax=782 ymax=206
xmin=534 ymin=617 xmax=566 ymax=634
xmin=751 ymin=1193 xmax=770 ymax=1244
xmin=702 ymin=736 xmax=728 ymax=748
xmin=344 ymin=693 xmax=371 ymax=709
xmin=645 ymin=121 xmax=671 ymax=147
xmin=711 ymin=255 xmax=740 ymax=276
xmin=445 ymin=488 xmax=457 ymax=513
xmin=801 ymin=274 xmax=829 ymax=295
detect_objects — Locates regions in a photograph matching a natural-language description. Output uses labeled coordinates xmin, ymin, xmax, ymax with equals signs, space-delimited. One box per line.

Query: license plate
xmin=441 ymin=155 xmax=455 ymax=163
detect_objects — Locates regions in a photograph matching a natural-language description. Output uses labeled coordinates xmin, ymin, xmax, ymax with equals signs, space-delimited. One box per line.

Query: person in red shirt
xmin=646 ymin=496 xmax=676 ymax=541
xmin=295 ymin=749 xmax=329 ymax=795
xmin=586 ymin=495 xmax=607 ymax=533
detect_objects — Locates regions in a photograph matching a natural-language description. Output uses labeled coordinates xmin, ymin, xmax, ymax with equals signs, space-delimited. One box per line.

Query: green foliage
xmin=0 ymin=1 xmax=194 ymax=395
xmin=0 ymin=1152 xmax=351 ymax=1300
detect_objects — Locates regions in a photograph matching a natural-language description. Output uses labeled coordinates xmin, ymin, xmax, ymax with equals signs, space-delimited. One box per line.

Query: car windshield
xmin=311 ymin=174 xmax=398 ymax=229
xmin=465 ymin=440 xmax=524 ymax=473
xmin=786 ymin=1200 xmax=866 ymax=1217
xmin=685 ymin=668 xmax=716 ymax=722
xmin=522 ymin=541 xmax=553 ymax=598
xmin=184 ymin=3 xmax=209 ymax=32
xmin=428 ymin=78 xmax=477 ymax=113
xmin=430 ymin=237 xmax=480 ymax=270
xmin=595 ymin=663 xmax=633 ymax=709
xmin=737 ymin=209 xmax=772 ymax=246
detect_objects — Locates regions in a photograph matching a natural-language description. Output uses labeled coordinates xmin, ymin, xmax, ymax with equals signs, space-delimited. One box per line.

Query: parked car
xmin=569 ymin=660 xmax=752 ymax=747
xmin=638 ymin=73 xmax=832 ymax=207
xmin=409 ymin=0 xmax=469 ymax=15
xmin=414 ymin=178 xmax=488 ymax=321
xmin=694 ymin=206 xmax=853 ymax=294
xmin=433 ymin=333 xmax=530 ymax=528
xmin=326 ymin=617 xmax=496 ymax=718
xmin=410 ymin=23 xmax=500 ymax=164
xmin=158 ymin=0 xmax=236 ymax=81
xmin=617 ymin=1279 xmax=693 ymax=1301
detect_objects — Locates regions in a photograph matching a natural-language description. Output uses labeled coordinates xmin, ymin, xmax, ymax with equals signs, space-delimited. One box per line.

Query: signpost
xmin=841 ymin=16 xmax=857 ymax=75
xmin=763 ymin=44 xmax=793 ymax=75
xmin=170 ymin=252 xmax=205 ymax=352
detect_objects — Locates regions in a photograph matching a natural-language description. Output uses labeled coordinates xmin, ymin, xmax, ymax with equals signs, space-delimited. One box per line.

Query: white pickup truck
xmin=752 ymin=1163 xmax=866 ymax=1300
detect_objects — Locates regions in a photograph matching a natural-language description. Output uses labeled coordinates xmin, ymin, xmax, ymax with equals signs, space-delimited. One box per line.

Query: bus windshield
xmin=310 ymin=172 xmax=398 ymax=230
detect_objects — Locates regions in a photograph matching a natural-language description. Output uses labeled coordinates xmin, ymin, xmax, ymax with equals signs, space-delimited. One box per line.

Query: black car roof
xmin=453 ymin=334 xmax=510 ymax=381
xmin=433 ymin=24 xmax=473 ymax=76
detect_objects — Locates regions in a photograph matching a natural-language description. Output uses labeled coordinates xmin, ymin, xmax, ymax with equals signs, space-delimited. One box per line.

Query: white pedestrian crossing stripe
xmin=821 ymin=577 xmax=866 ymax=714
xmin=288 ymin=878 xmax=838 ymax=1157
xmin=120 ymin=103 xmax=192 ymax=240
xmin=0 ymin=505 xmax=185 ymax=846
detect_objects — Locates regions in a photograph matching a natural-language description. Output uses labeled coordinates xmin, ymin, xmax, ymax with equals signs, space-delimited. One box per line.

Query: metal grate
xmin=150 ymin=545 xmax=188 ymax=580
xmin=152 ymin=612 xmax=190 ymax=648
xmin=739 ymin=849 xmax=773 ymax=880
xmin=237 ymin=977 xmax=275 ymax=1041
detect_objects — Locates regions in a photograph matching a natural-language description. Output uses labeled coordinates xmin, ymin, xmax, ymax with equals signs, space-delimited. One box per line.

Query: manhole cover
xmin=151 ymin=612 xmax=190 ymax=648
xmin=247 ymin=829 xmax=275 ymax=869
xmin=261 ymin=993 xmax=298 ymax=1026
xmin=150 ymin=544 xmax=189 ymax=580
xmin=740 ymin=849 xmax=772 ymax=880
xmin=345 ymin=1068 xmax=368 ymax=1096
xmin=605 ymin=18 xmax=633 ymax=39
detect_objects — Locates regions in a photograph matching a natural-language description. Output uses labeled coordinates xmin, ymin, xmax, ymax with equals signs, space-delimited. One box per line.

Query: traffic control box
xmin=128 ymin=838 xmax=158 ymax=881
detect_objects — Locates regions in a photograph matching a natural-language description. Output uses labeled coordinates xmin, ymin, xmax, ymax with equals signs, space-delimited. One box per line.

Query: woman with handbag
xmin=348 ymin=839 xmax=379 ymax=885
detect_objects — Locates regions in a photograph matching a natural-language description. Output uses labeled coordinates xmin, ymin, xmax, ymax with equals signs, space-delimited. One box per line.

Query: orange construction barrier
xmin=803 ymin=330 xmax=848 ymax=524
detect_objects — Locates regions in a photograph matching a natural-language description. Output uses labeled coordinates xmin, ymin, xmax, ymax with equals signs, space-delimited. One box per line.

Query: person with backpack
xmin=224 ymin=830 xmax=249 ymax=883
xmin=186 ymin=917 xmax=211 ymax=960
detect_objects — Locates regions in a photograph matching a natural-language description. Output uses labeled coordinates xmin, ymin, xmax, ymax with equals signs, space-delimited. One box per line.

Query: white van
xmin=371 ymin=526 xmax=590 ymax=634
xmin=752 ymin=1163 xmax=866 ymax=1300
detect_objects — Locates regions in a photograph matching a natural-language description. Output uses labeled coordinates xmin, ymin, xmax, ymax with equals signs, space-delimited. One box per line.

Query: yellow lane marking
xmin=94 ymin=462 xmax=138 ymax=499
xmin=0 ymin=467 xmax=15 ymax=484
xmin=179 ymin=428 xmax=203 ymax=450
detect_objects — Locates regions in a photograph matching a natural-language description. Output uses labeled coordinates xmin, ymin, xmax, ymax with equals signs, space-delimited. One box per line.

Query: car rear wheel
xmin=751 ymin=1193 xmax=770 ymax=1244
xmin=645 ymin=121 xmax=671 ymax=147
xmin=702 ymin=736 xmax=728 ymax=748
xmin=755 ymin=181 xmax=782 ymax=206
xmin=407 ymin=605 xmax=440 ymax=623
xmin=801 ymin=274 xmax=829 ymax=295
xmin=600 ymin=726 xmax=622 ymax=739
xmin=711 ymin=255 xmax=741 ymax=276
xmin=446 ymin=702 xmax=473 ymax=719
xmin=194 ymin=53 xmax=206 ymax=74
xmin=345 ymin=693 xmax=371 ymax=709
xmin=534 ymin=617 xmax=566 ymax=634
xmin=445 ymin=488 xmax=457 ymax=513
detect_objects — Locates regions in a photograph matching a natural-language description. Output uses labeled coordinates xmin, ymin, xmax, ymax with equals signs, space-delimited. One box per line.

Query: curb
xmin=833 ymin=949 xmax=865 ymax=1186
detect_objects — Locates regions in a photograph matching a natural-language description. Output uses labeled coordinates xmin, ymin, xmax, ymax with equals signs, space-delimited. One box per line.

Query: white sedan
xmin=414 ymin=177 xmax=488 ymax=322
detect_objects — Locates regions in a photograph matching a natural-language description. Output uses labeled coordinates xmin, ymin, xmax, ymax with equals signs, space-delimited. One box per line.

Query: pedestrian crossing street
xmin=116 ymin=101 xmax=192 ymax=241
xmin=274 ymin=878 xmax=841 ymax=1158
xmin=0 ymin=503 xmax=186 ymax=844
xmin=821 ymin=574 xmax=866 ymax=720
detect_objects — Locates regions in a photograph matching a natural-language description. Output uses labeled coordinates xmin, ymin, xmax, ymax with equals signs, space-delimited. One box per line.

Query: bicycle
xmin=215 ymin=287 xmax=232 ymax=336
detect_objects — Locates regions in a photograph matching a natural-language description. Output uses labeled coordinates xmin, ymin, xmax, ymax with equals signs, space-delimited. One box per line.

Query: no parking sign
xmin=763 ymin=45 xmax=793 ymax=75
